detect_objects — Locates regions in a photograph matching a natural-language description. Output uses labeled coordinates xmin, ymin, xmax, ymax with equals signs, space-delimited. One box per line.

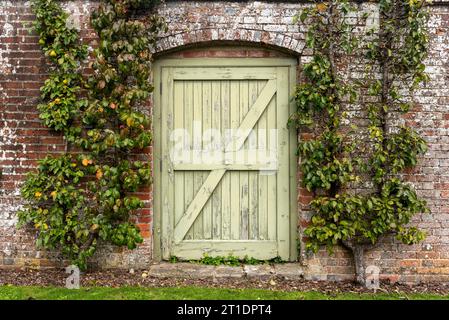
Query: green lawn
xmin=0 ymin=285 xmax=448 ymax=300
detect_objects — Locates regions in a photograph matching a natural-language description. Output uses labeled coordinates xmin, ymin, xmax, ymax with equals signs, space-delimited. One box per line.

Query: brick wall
xmin=0 ymin=0 xmax=448 ymax=283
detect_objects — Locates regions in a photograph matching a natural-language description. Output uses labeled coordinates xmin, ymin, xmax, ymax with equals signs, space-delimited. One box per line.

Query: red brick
xmin=0 ymin=0 xmax=448 ymax=282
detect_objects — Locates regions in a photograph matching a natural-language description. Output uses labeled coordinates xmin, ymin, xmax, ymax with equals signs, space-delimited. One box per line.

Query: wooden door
xmin=153 ymin=58 xmax=297 ymax=261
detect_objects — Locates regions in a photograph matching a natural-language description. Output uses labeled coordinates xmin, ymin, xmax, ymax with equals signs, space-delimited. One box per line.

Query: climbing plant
xmin=292 ymin=0 xmax=429 ymax=284
xmin=18 ymin=0 xmax=165 ymax=270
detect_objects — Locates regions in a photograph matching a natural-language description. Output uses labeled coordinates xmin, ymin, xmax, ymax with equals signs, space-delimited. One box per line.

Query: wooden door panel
xmin=155 ymin=60 xmax=296 ymax=261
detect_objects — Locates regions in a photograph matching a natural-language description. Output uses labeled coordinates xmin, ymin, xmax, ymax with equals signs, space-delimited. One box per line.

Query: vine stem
xmin=377 ymin=4 xmax=394 ymax=192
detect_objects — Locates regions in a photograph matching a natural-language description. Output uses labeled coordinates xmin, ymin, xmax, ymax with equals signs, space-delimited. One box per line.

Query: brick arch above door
xmin=155 ymin=28 xmax=304 ymax=55
xmin=154 ymin=45 xmax=298 ymax=60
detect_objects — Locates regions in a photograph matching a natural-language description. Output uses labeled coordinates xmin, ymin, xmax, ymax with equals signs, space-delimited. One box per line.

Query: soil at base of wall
xmin=0 ymin=269 xmax=448 ymax=295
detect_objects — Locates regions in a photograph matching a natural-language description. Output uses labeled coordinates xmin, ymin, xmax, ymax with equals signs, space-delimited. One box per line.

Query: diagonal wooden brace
xmin=173 ymin=80 xmax=277 ymax=243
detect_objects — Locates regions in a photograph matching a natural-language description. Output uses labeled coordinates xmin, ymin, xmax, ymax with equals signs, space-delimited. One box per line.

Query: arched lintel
xmin=154 ymin=28 xmax=303 ymax=58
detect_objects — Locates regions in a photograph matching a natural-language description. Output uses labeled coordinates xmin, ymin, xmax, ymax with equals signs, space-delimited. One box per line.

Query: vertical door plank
xmin=276 ymin=67 xmax=290 ymax=260
xmin=192 ymin=81 xmax=204 ymax=240
xmin=211 ymin=80 xmax=222 ymax=240
xmin=257 ymin=80 xmax=268 ymax=240
xmin=174 ymin=81 xmax=185 ymax=230
xmin=267 ymin=83 xmax=277 ymax=241
xmin=221 ymin=81 xmax=231 ymax=240
xmin=229 ymin=81 xmax=241 ymax=240
xmin=202 ymin=81 xmax=213 ymax=240
xmin=161 ymin=67 xmax=175 ymax=259
xmin=248 ymin=80 xmax=259 ymax=240
xmin=153 ymin=63 xmax=162 ymax=260
xmin=239 ymin=80 xmax=249 ymax=240
xmin=184 ymin=81 xmax=194 ymax=240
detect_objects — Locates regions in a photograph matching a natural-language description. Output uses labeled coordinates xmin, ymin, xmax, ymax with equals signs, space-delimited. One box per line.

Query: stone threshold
xmin=145 ymin=262 xmax=305 ymax=280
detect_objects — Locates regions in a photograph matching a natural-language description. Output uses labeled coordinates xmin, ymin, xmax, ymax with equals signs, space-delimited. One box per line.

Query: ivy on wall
xmin=18 ymin=0 xmax=165 ymax=270
xmin=292 ymin=0 xmax=429 ymax=284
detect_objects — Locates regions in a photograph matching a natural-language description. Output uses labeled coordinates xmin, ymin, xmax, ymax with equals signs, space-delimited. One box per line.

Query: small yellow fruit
xmin=34 ymin=191 xmax=42 ymax=198
xmin=98 ymin=107 xmax=104 ymax=113
xmin=126 ymin=118 xmax=134 ymax=127
xmin=49 ymin=50 xmax=57 ymax=57
xmin=63 ymin=79 xmax=69 ymax=85
xmin=316 ymin=3 xmax=327 ymax=12
xmin=82 ymin=159 xmax=90 ymax=166
xmin=54 ymin=98 xmax=61 ymax=104
xmin=96 ymin=169 xmax=103 ymax=180
xmin=50 ymin=191 xmax=57 ymax=199
xmin=38 ymin=39 xmax=45 ymax=46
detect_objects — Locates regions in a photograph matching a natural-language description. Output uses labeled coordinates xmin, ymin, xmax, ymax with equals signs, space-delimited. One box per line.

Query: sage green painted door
xmin=153 ymin=58 xmax=297 ymax=261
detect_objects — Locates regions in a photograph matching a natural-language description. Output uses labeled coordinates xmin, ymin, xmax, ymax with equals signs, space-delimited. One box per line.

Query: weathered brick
xmin=0 ymin=0 xmax=448 ymax=284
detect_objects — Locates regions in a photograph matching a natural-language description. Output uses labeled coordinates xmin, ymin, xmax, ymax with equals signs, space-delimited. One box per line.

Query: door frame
xmin=152 ymin=57 xmax=298 ymax=261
